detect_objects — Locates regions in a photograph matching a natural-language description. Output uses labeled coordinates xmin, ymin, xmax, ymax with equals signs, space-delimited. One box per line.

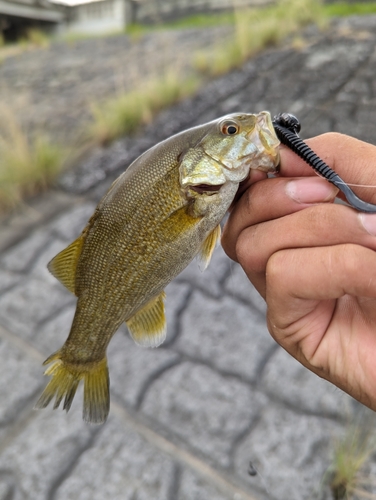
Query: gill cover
xmin=179 ymin=112 xmax=280 ymax=191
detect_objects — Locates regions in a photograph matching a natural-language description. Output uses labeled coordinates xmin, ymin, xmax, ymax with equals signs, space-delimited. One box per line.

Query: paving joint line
xmin=0 ymin=322 xmax=264 ymax=499
xmin=134 ymin=356 xmax=183 ymax=410
xmin=111 ymin=401 xmax=265 ymax=500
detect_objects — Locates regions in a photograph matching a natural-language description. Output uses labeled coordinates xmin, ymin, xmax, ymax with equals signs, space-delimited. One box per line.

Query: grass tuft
xmin=324 ymin=2 xmax=376 ymax=18
xmin=0 ymin=0 xmax=328 ymax=212
xmin=0 ymin=109 xmax=66 ymax=211
xmin=194 ymin=0 xmax=326 ymax=76
xmin=89 ymin=71 xmax=201 ymax=144
xmin=25 ymin=28 xmax=50 ymax=48
xmin=327 ymin=424 xmax=376 ymax=500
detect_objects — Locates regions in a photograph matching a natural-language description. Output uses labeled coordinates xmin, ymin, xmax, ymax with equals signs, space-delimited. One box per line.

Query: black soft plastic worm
xmin=272 ymin=113 xmax=376 ymax=213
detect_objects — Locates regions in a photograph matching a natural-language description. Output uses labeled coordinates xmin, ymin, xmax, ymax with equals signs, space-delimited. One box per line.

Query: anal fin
xmin=198 ymin=224 xmax=221 ymax=270
xmin=47 ymin=235 xmax=85 ymax=295
xmin=126 ymin=292 xmax=166 ymax=348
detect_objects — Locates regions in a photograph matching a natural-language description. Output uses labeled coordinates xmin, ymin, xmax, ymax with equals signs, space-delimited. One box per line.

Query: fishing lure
xmin=272 ymin=113 xmax=376 ymax=213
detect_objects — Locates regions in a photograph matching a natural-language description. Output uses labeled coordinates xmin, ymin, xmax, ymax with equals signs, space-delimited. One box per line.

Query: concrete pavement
xmin=1 ymin=15 xmax=376 ymax=500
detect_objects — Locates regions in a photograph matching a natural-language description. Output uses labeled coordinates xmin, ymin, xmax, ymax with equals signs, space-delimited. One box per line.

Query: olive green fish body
xmin=35 ymin=111 xmax=280 ymax=423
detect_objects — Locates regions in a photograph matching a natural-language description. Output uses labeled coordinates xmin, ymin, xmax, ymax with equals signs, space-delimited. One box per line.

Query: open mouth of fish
xmin=190 ymin=183 xmax=224 ymax=195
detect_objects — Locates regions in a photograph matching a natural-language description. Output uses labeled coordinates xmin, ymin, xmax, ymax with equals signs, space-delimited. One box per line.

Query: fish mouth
xmin=190 ymin=183 xmax=224 ymax=195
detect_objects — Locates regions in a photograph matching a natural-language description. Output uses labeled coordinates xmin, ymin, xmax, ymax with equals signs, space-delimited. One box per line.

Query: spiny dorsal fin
xmin=198 ymin=225 xmax=221 ymax=271
xmin=126 ymin=292 xmax=166 ymax=348
xmin=47 ymin=235 xmax=85 ymax=295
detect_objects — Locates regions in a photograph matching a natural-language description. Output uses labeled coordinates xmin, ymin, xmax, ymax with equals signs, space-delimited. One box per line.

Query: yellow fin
xmin=198 ymin=225 xmax=221 ymax=271
xmin=126 ymin=292 xmax=166 ymax=348
xmin=47 ymin=236 xmax=85 ymax=295
xmin=34 ymin=351 xmax=109 ymax=425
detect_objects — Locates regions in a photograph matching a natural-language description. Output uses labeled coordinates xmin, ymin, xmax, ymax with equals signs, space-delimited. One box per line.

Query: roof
xmin=0 ymin=0 xmax=64 ymax=22
xmin=50 ymin=0 xmax=104 ymax=6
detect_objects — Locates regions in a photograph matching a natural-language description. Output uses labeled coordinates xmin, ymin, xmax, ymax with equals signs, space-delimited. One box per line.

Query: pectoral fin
xmin=47 ymin=236 xmax=85 ymax=295
xmin=198 ymin=225 xmax=221 ymax=270
xmin=126 ymin=292 xmax=166 ymax=348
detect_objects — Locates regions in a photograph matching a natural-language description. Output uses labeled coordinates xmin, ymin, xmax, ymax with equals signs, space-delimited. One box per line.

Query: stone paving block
xmin=0 ymin=336 xmax=42 ymax=424
xmin=260 ymin=347 xmax=354 ymax=418
xmin=53 ymin=416 xmax=175 ymax=500
xmin=175 ymin=246 xmax=231 ymax=298
xmin=50 ymin=202 xmax=96 ymax=241
xmin=234 ymin=405 xmax=339 ymax=500
xmin=177 ymin=468 xmax=233 ymax=500
xmin=223 ymin=263 xmax=267 ymax=316
xmin=29 ymin=237 xmax=76 ymax=286
xmin=141 ymin=361 xmax=267 ymax=468
xmin=165 ymin=281 xmax=192 ymax=344
xmin=1 ymin=15 xmax=376 ymax=500
xmin=0 ymin=478 xmax=14 ymax=500
xmin=0 ymin=269 xmax=22 ymax=294
xmin=354 ymin=105 xmax=376 ymax=145
xmin=304 ymin=42 xmax=369 ymax=72
xmin=0 ymin=230 xmax=52 ymax=273
xmin=0 ymin=278 xmax=73 ymax=340
xmin=108 ymin=328 xmax=181 ymax=408
xmin=34 ymin=304 xmax=75 ymax=356
xmin=175 ymin=292 xmax=274 ymax=382
xmin=0 ymin=406 xmax=93 ymax=500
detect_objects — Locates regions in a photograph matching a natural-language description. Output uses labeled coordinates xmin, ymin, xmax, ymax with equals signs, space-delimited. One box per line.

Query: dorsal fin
xmin=126 ymin=292 xmax=166 ymax=348
xmin=47 ymin=235 xmax=85 ymax=295
xmin=198 ymin=224 xmax=221 ymax=271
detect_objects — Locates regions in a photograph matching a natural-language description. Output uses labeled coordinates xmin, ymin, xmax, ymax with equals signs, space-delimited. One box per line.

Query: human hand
xmin=222 ymin=132 xmax=376 ymax=411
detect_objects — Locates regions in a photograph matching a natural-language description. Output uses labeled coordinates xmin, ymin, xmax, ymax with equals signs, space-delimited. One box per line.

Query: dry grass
xmin=24 ymin=28 xmax=50 ymax=48
xmin=88 ymin=71 xmax=201 ymax=145
xmin=0 ymin=108 xmax=66 ymax=212
xmin=327 ymin=424 xmax=376 ymax=500
xmin=0 ymin=0 xmax=327 ymax=213
xmin=89 ymin=0 xmax=326 ymax=145
xmin=194 ymin=0 xmax=326 ymax=76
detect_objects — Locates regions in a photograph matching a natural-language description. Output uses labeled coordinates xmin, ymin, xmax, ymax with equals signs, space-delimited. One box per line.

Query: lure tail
xmin=34 ymin=351 xmax=110 ymax=424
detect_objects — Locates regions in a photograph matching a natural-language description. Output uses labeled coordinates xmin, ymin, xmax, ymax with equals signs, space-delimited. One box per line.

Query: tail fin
xmin=34 ymin=351 xmax=110 ymax=424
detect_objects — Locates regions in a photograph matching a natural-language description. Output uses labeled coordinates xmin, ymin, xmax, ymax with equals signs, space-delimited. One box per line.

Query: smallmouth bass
xmin=35 ymin=111 xmax=280 ymax=423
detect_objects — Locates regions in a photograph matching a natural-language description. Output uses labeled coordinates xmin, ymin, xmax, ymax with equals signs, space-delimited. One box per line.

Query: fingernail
xmin=359 ymin=213 xmax=376 ymax=236
xmin=286 ymin=178 xmax=338 ymax=203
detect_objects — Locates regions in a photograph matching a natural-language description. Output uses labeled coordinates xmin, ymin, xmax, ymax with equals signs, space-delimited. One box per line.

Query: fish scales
xmin=35 ymin=111 xmax=280 ymax=423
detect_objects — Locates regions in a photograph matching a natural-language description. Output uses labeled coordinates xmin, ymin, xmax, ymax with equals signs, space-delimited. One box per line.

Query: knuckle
xmin=265 ymin=250 xmax=290 ymax=284
xmin=235 ymin=226 xmax=264 ymax=273
xmin=221 ymin=223 xmax=233 ymax=259
xmin=337 ymin=244 xmax=362 ymax=276
xmin=320 ymin=131 xmax=346 ymax=143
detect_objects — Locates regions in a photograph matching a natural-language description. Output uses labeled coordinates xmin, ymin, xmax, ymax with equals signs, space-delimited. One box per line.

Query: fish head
xmin=179 ymin=111 xmax=280 ymax=203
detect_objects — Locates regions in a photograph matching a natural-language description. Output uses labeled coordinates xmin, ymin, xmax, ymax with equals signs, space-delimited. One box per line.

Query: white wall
xmin=63 ymin=0 xmax=126 ymax=35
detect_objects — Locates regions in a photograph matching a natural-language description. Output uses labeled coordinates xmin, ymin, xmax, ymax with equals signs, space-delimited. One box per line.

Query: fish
xmin=35 ymin=111 xmax=280 ymax=424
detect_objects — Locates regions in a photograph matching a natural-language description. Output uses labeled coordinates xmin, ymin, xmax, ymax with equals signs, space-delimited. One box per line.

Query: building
xmin=0 ymin=0 xmax=272 ymax=40
xmin=0 ymin=0 xmax=64 ymax=40
xmin=51 ymin=0 xmax=130 ymax=35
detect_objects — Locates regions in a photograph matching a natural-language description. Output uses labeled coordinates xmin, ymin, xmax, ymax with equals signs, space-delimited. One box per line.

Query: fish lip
xmin=189 ymin=183 xmax=224 ymax=195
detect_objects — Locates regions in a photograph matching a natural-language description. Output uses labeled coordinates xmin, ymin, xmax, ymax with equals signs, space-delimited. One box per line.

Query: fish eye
xmin=221 ymin=122 xmax=239 ymax=136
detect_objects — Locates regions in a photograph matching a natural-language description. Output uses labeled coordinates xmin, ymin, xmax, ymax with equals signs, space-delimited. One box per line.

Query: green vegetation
xmin=126 ymin=11 xmax=235 ymax=36
xmin=324 ymin=2 xmax=376 ymax=18
xmin=0 ymin=110 xmax=66 ymax=211
xmin=89 ymin=72 xmax=200 ymax=145
xmin=5 ymin=0 xmax=376 ymax=213
xmin=194 ymin=0 xmax=326 ymax=76
xmin=327 ymin=424 xmax=376 ymax=500
xmin=90 ymin=0 xmax=326 ymax=143
xmin=24 ymin=28 xmax=50 ymax=47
